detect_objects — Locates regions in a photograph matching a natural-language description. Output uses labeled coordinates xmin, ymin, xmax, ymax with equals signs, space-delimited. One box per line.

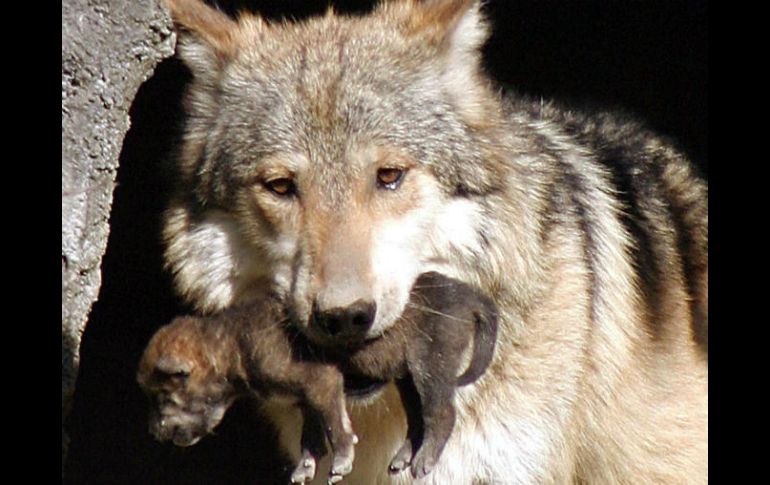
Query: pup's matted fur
xmin=161 ymin=0 xmax=708 ymax=483
xmin=137 ymin=272 xmax=498 ymax=482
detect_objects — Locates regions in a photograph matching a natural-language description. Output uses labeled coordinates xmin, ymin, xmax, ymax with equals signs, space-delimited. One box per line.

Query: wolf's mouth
xmin=343 ymin=374 xmax=387 ymax=398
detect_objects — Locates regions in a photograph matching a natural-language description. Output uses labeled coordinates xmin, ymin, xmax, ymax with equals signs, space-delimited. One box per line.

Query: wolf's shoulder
xmin=502 ymin=93 xmax=702 ymax=180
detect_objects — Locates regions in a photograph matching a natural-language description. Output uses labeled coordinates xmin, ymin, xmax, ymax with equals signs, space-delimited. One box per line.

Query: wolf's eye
xmin=264 ymin=177 xmax=297 ymax=197
xmin=377 ymin=168 xmax=405 ymax=190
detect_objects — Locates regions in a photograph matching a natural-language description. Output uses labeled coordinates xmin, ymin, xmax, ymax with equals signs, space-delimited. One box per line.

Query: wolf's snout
xmin=312 ymin=299 xmax=377 ymax=340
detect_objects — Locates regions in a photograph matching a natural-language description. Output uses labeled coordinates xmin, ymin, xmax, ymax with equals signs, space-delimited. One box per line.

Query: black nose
xmin=312 ymin=299 xmax=377 ymax=340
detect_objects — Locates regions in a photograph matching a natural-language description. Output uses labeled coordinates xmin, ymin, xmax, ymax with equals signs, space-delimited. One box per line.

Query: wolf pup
xmin=136 ymin=294 xmax=358 ymax=484
xmin=162 ymin=0 xmax=708 ymax=482
xmin=339 ymin=271 xmax=498 ymax=479
xmin=137 ymin=272 xmax=498 ymax=482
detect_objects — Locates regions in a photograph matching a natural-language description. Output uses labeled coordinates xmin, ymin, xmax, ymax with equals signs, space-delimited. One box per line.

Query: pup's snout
xmin=312 ymin=299 xmax=377 ymax=340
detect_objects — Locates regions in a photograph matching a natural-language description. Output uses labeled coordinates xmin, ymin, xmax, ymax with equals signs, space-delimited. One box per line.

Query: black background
xmin=63 ymin=1 xmax=708 ymax=483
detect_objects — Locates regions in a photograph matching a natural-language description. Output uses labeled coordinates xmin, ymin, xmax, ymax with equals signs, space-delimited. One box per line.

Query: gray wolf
xmin=137 ymin=272 xmax=498 ymax=483
xmin=161 ymin=0 xmax=708 ymax=483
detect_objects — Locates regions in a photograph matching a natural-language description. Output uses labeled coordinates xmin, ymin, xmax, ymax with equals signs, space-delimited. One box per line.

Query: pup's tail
xmin=456 ymin=298 xmax=498 ymax=386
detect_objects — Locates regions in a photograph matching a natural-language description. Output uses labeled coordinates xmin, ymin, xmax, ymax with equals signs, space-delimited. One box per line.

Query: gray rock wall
xmin=61 ymin=0 xmax=175 ymax=471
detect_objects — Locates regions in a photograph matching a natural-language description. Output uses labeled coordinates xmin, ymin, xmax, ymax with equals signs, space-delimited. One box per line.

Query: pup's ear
xmin=165 ymin=0 xmax=239 ymax=74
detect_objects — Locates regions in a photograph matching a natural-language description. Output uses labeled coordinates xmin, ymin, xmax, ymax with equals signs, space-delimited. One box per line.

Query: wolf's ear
xmin=422 ymin=0 xmax=489 ymax=55
xmin=165 ymin=0 xmax=239 ymax=74
xmin=417 ymin=0 xmax=489 ymax=60
xmin=394 ymin=0 xmax=493 ymax=123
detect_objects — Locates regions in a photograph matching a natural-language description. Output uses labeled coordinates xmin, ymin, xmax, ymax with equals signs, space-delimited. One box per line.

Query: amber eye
xmin=377 ymin=168 xmax=405 ymax=190
xmin=263 ymin=177 xmax=297 ymax=197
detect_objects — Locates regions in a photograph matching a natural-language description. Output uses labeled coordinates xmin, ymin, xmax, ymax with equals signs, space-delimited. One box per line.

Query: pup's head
xmin=137 ymin=318 xmax=238 ymax=447
xmin=164 ymin=0 xmax=505 ymax=345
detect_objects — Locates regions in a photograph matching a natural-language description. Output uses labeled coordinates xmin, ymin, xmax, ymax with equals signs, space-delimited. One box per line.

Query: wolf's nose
xmin=312 ymin=299 xmax=377 ymax=340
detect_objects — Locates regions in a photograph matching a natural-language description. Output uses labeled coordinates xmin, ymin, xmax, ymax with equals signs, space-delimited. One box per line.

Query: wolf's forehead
xmin=222 ymin=22 xmax=438 ymax=143
xmin=210 ymin=15 xmax=477 ymax=193
xmin=234 ymin=13 xmax=414 ymax=76
xmin=220 ymin=63 xmax=449 ymax=175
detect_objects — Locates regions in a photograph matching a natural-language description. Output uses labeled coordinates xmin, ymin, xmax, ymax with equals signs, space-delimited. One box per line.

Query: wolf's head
xmin=164 ymin=0 xmax=506 ymax=344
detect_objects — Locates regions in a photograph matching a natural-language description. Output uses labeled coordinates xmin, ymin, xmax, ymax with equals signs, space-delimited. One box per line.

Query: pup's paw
xmin=328 ymin=446 xmax=354 ymax=484
xmin=410 ymin=445 xmax=439 ymax=480
xmin=290 ymin=452 xmax=317 ymax=483
xmin=388 ymin=440 xmax=413 ymax=474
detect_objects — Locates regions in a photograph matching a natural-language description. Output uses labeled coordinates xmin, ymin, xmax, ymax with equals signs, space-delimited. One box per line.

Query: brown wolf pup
xmin=161 ymin=0 xmax=708 ymax=482
xmin=137 ymin=272 xmax=498 ymax=483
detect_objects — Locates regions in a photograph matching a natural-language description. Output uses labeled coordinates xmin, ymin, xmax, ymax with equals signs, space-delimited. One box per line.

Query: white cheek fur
xmin=165 ymin=209 xmax=248 ymax=312
xmin=368 ymin=189 xmax=484 ymax=336
xmin=428 ymin=198 xmax=484 ymax=259
xmin=368 ymin=213 xmax=426 ymax=336
xmin=265 ymin=234 xmax=299 ymax=297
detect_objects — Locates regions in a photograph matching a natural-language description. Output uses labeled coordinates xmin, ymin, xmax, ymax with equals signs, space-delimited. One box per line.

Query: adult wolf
xmin=161 ymin=0 xmax=708 ymax=483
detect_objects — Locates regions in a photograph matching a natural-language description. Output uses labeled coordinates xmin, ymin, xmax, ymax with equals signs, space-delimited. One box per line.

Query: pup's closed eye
xmin=155 ymin=356 xmax=193 ymax=378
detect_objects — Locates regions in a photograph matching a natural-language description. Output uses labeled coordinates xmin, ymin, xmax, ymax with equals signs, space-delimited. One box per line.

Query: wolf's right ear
xmin=165 ymin=0 xmax=238 ymax=74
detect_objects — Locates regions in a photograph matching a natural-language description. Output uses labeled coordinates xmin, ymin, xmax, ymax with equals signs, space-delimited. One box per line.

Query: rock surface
xmin=61 ymin=0 xmax=175 ymax=471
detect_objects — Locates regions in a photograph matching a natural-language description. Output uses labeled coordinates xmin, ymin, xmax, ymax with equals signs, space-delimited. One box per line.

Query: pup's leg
xmin=301 ymin=364 xmax=357 ymax=483
xmin=389 ymin=377 xmax=424 ymax=474
xmin=408 ymin=369 xmax=457 ymax=480
xmin=290 ymin=408 xmax=327 ymax=483
xmin=404 ymin=311 xmax=465 ymax=480
xmin=402 ymin=272 xmax=491 ymax=479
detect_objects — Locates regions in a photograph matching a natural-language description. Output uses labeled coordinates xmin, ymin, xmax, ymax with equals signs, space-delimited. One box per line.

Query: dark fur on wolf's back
xmin=138 ymin=272 xmax=497 ymax=481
